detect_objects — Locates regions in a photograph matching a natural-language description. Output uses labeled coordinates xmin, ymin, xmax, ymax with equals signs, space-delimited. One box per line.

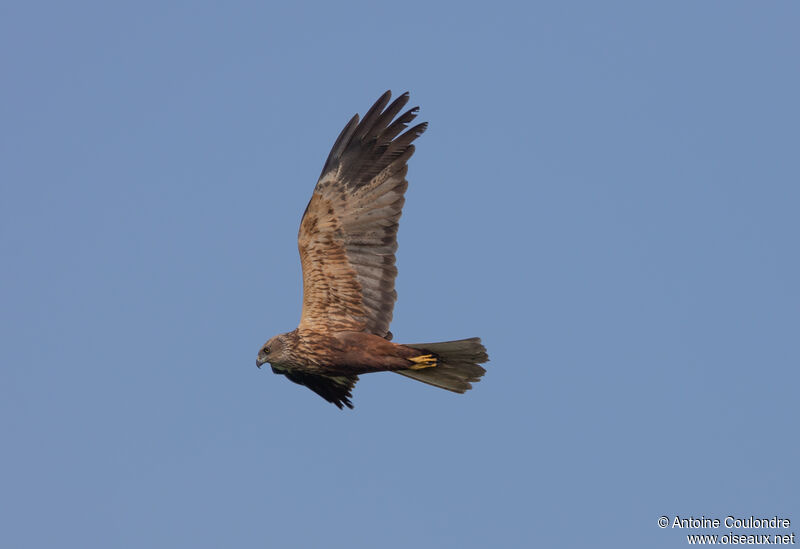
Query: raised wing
xmin=297 ymin=91 xmax=427 ymax=337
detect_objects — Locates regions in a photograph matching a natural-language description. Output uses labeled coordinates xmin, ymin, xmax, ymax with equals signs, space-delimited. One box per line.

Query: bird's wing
xmin=297 ymin=91 xmax=427 ymax=337
xmin=272 ymin=367 xmax=358 ymax=409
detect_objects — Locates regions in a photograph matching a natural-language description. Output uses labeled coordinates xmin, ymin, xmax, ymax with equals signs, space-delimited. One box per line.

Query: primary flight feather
xmin=257 ymin=91 xmax=489 ymax=409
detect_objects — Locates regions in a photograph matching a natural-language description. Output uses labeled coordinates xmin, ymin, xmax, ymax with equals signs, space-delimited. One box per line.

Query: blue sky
xmin=2 ymin=1 xmax=798 ymax=547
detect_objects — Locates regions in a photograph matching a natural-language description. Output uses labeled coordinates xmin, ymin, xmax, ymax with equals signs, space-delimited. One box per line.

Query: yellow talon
xmin=408 ymin=354 xmax=437 ymax=370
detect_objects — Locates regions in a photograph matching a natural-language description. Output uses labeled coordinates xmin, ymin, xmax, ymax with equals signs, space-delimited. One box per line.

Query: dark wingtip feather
xmin=407 ymin=121 xmax=428 ymax=139
xmin=320 ymin=113 xmax=360 ymax=179
xmin=373 ymin=93 xmax=411 ymax=140
xmin=351 ymin=91 xmax=393 ymax=142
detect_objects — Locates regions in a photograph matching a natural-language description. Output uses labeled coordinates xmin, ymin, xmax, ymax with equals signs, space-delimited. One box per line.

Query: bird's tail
xmin=395 ymin=337 xmax=489 ymax=393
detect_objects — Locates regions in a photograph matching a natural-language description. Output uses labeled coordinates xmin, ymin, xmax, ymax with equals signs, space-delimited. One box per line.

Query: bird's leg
xmin=408 ymin=354 xmax=438 ymax=370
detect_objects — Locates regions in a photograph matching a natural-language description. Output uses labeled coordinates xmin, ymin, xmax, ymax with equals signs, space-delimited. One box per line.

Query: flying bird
xmin=257 ymin=91 xmax=489 ymax=408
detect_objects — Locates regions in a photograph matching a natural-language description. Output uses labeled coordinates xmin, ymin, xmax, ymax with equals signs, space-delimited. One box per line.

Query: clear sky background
xmin=2 ymin=2 xmax=798 ymax=547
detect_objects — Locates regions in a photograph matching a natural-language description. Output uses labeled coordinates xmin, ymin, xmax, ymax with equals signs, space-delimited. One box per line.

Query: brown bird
xmin=257 ymin=91 xmax=489 ymax=408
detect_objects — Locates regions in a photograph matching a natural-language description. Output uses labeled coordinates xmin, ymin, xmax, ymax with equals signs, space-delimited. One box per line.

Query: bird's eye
xmin=264 ymin=347 xmax=270 ymax=354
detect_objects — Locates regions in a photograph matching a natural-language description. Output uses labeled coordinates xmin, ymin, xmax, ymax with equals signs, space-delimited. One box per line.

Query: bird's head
xmin=256 ymin=334 xmax=290 ymax=368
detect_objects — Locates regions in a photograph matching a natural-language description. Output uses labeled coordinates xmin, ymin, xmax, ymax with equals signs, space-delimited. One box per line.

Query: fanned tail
xmin=395 ymin=337 xmax=489 ymax=393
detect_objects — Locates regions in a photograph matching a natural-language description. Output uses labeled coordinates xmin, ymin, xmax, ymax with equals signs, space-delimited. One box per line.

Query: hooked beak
xmin=256 ymin=356 xmax=266 ymax=369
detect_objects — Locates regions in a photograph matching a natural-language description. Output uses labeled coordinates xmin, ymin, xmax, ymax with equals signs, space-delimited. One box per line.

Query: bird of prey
xmin=257 ymin=91 xmax=489 ymax=408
